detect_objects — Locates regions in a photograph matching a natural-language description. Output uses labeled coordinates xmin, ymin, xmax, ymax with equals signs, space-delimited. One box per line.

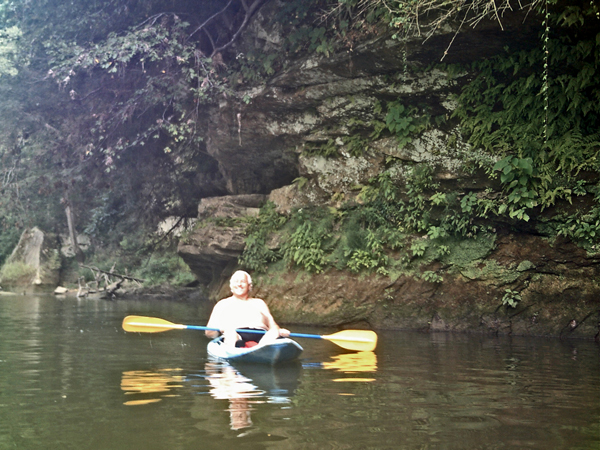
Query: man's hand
xmin=279 ymin=328 xmax=290 ymax=338
xmin=222 ymin=328 xmax=240 ymax=346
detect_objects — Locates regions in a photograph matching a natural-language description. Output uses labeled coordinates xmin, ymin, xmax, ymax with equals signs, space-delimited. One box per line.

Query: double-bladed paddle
xmin=122 ymin=315 xmax=377 ymax=352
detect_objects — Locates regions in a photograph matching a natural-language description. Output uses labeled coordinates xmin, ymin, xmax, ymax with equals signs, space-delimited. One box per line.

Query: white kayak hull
xmin=207 ymin=337 xmax=303 ymax=365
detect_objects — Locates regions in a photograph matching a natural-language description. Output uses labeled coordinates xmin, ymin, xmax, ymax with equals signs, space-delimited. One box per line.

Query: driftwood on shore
xmin=77 ymin=264 xmax=145 ymax=298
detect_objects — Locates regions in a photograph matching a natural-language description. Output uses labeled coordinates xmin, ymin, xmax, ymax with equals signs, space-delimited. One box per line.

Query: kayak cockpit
xmin=207 ymin=337 xmax=303 ymax=365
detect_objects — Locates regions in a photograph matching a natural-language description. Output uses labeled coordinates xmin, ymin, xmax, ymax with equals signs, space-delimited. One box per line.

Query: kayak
xmin=207 ymin=337 xmax=303 ymax=365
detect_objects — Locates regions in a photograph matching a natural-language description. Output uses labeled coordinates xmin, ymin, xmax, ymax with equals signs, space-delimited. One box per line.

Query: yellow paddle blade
xmin=122 ymin=315 xmax=186 ymax=333
xmin=322 ymin=330 xmax=378 ymax=352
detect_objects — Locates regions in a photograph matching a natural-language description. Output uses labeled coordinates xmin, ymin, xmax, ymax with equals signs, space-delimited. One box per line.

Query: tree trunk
xmin=65 ymin=203 xmax=85 ymax=263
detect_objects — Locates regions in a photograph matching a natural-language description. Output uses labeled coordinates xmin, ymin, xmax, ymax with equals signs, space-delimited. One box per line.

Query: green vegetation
xmin=282 ymin=219 xmax=331 ymax=274
xmin=449 ymin=2 xmax=598 ymax=251
xmin=0 ymin=0 xmax=598 ymax=286
xmin=0 ymin=261 xmax=36 ymax=286
xmin=0 ymin=25 xmax=20 ymax=77
xmin=135 ymin=254 xmax=196 ymax=286
xmin=238 ymin=165 xmax=498 ymax=280
xmin=383 ymin=101 xmax=429 ymax=149
xmin=502 ymin=289 xmax=522 ymax=309
xmin=238 ymin=202 xmax=286 ymax=272
xmin=0 ymin=224 xmax=21 ymax=267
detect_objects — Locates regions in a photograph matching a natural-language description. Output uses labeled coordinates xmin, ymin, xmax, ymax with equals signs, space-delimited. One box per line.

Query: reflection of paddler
xmin=228 ymin=397 xmax=252 ymax=430
xmin=205 ymin=362 xmax=263 ymax=399
xmin=234 ymin=361 xmax=302 ymax=398
xmin=205 ymin=360 xmax=302 ymax=430
xmin=205 ymin=362 xmax=263 ymax=430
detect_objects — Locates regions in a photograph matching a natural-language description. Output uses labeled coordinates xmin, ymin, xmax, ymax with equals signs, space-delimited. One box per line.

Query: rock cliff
xmin=178 ymin=3 xmax=599 ymax=339
xmin=0 ymin=228 xmax=61 ymax=292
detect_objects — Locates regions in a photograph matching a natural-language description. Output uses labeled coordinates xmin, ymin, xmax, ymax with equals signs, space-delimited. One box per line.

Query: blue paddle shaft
xmin=185 ymin=325 xmax=220 ymax=332
xmin=184 ymin=325 xmax=322 ymax=340
xmin=287 ymin=332 xmax=323 ymax=340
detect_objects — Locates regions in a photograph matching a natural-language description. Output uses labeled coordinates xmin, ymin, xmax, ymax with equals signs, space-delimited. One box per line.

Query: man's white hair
xmin=230 ymin=270 xmax=252 ymax=290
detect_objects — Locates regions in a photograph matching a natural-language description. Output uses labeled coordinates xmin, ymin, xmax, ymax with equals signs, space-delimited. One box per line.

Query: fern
xmin=453 ymin=19 xmax=600 ymax=216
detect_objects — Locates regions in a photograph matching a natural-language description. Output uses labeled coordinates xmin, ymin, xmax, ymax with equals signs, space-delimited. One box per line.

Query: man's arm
xmin=205 ymin=302 xmax=223 ymax=339
xmin=258 ymin=299 xmax=289 ymax=337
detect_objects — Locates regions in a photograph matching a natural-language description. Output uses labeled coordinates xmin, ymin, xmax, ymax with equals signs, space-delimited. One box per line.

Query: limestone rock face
xmin=251 ymin=233 xmax=599 ymax=340
xmin=0 ymin=227 xmax=60 ymax=291
xmin=201 ymin=5 xmax=539 ymax=200
xmin=178 ymin=195 xmax=267 ymax=285
xmin=179 ymin=15 xmax=520 ymax=284
xmin=175 ymin=6 xmax=600 ymax=338
xmin=197 ymin=194 xmax=266 ymax=220
xmin=60 ymin=234 xmax=91 ymax=258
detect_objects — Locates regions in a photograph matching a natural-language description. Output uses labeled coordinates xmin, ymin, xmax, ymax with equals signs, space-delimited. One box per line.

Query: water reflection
xmin=121 ymin=368 xmax=185 ymax=405
xmin=321 ymin=351 xmax=377 ymax=383
xmin=120 ymin=362 xmax=302 ymax=430
xmin=205 ymin=362 xmax=262 ymax=430
xmin=205 ymin=361 xmax=302 ymax=430
xmin=3 ymin=295 xmax=597 ymax=449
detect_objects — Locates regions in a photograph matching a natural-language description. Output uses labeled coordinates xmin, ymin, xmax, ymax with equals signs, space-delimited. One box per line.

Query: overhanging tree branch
xmin=210 ymin=0 xmax=268 ymax=56
xmin=188 ymin=0 xmax=235 ymax=40
xmin=186 ymin=0 xmax=268 ymax=57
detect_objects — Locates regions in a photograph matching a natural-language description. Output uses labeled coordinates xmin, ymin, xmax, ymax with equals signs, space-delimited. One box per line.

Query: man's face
xmin=230 ymin=274 xmax=250 ymax=297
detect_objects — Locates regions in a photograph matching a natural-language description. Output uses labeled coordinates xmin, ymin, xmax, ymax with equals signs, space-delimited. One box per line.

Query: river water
xmin=0 ymin=294 xmax=598 ymax=450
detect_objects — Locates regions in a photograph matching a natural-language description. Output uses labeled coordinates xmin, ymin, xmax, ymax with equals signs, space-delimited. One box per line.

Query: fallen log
xmin=80 ymin=265 xmax=145 ymax=283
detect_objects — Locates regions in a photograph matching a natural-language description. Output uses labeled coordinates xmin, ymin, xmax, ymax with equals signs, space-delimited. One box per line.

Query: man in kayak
xmin=205 ymin=270 xmax=290 ymax=347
